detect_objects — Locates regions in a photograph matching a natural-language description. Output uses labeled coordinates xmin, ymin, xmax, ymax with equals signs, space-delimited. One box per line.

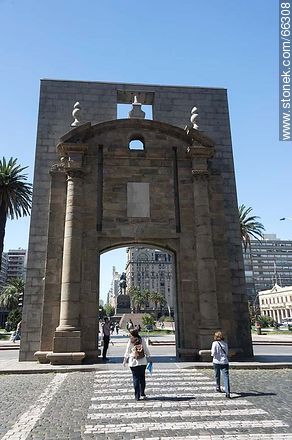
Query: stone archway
xmin=20 ymin=80 xmax=253 ymax=363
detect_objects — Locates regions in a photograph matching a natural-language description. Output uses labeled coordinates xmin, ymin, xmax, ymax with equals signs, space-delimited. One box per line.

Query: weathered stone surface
xmin=21 ymin=80 xmax=251 ymax=363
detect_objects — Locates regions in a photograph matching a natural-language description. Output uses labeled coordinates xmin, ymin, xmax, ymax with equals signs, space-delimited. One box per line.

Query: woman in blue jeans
xmin=211 ymin=331 xmax=231 ymax=398
xmin=123 ymin=328 xmax=151 ymax=401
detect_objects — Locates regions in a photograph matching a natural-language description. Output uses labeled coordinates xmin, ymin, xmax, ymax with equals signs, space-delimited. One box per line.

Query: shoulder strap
xmin=217 ymin=341 xmax=227 ymax=355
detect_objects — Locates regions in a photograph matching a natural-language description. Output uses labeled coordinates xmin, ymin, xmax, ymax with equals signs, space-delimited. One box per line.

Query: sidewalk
xmin=0 ymin=332 xmax=292 ymax=374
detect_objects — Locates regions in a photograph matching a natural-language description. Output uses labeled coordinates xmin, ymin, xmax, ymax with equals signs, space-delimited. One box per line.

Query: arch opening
xmin=99 ymin=244 xmax=178 ymax=362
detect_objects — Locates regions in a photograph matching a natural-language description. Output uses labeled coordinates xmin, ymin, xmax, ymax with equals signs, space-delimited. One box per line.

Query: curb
xmin=1 ymin=362 xmax=292 ymax=375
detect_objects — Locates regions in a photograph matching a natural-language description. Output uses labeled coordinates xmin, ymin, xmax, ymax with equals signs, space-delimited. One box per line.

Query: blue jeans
xmin=213 ymin=363 xmax=230 ymax=394
xmin=130 ymin=365 xmax=146 ymax=400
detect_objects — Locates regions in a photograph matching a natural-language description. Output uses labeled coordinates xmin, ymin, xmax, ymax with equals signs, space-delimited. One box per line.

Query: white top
xmin=124 ymin=337 xmax=151 ymax=367
xmin=211 ymin=340 xmax=229 ymax=364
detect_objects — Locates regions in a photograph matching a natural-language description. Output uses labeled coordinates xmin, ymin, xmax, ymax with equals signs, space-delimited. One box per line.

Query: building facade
xmin=108 ymin=266 xmax=122 ymax=307
xmin=243 ymin=235 xmax=292 ymax=301
xmin=6 ymin=249 xmax=27 ymax=281
xmin=0 ymin=253 xmax=8 ymax=291
xmin=259 ymin=284 xmax=292 ymax=323
xmin=125 ymin=247 xmax=174 ymax=310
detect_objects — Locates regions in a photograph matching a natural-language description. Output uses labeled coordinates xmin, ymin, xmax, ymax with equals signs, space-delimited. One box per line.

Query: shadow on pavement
xmin=146 ymin=396 xmax=197 ymax=402
xmin=232 ymin=391 xmax=277 ymax=399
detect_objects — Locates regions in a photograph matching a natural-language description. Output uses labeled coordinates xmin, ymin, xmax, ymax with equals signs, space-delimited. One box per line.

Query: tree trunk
xmin=0 ymin=207 xmax=7 ymax=271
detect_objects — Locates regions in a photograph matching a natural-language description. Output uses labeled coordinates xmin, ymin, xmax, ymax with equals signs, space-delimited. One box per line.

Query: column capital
xmin=191 ymin=169 xmax=209 ymax=180
xmin=186 ymin=145 xmax=214 ymax=159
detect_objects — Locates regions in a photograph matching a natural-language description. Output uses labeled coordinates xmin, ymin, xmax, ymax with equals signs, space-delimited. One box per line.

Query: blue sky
xmin=1 ymin=1 xmax=290 ymax=301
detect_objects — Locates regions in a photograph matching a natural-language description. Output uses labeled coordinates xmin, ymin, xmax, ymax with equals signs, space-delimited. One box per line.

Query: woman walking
xmin=123 ymin=328 xmax=151 ymax=401
xmin=211 ymin=331 xmax=231 ymax=398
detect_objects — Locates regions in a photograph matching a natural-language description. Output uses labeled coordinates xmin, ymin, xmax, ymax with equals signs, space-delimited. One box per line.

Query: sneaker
xmin=140 ymin=395 xmax=147 ymax=400
xmin=216 ymin=387 xmax=221 ymax=393
xmin=225 ymin=393 xmax=231 ymax=399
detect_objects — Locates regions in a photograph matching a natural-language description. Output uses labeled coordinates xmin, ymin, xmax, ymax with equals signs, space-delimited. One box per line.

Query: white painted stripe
xmin=89 ymin=399 xmax=253 ymax=409
xmin=92 ymin=386 xmax=214 ymax=395
xmin=87 ymin=408 xmax=267 ymax=420
xmin=136 ymin=435 xmax=292 ymax=440
xmin=91 ymin=392 xmax=232 ymax=401
xmin=95 ymin=376 xmax=214 ymax=384
xmin=2 ymin=373 xmax=67 ymax=440
xmin=84 ymin=419 xmax=289 ymax=435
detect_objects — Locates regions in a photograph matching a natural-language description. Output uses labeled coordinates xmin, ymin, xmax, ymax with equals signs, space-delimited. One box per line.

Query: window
xmin=128 ymin=139 xmax=144 ymax=150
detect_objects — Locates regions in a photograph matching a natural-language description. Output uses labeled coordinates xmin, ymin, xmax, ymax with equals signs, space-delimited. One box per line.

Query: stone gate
xmin=20 ymin=80 xmax=252 ymax=363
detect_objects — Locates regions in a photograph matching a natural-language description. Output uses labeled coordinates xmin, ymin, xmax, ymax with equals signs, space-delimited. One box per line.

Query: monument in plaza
xmin=19 ymin=80 xmax=253 ymax=364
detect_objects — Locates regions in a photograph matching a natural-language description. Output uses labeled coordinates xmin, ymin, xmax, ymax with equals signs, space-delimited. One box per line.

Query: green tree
xmin=0 ymin=158 xmax=32 ymax=269
xmin=141 ymin=313 xmax=155 ymax=328
xmin=149 ymin=291 xmax=167 ymax=310
xmin=0 ymin=278 xmax=24 ymax=310
xmin=103 ymin=304 xmax=115 ymax=317
xmin=239 ymin=204 xmax=265 ymax=252
xmin=6 ymin=308 xmax=22 ymax=330
xmin=128 ymin=286 xmax=148 ymax=312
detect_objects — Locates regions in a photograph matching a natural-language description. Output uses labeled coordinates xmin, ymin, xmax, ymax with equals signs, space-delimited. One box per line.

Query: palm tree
xmin=149 ymin=291 xmax=167 ymax=310
xmin=0 ymin=157 xmax=32 ymax=269
xmin=239 ymin=204 xmax=265 ymax=252
xmin=128 ymin=286 xmax=148 ymax=312
xmin=0 ymin=277 xmax=24 ymax=310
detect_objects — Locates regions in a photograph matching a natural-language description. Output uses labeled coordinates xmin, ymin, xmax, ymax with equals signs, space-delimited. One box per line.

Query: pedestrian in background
xmin=211 ymin=330 xmax=231 ymax=398
xmin=102 ymin=317 xmax=111 ymax=361
xmin=123 ymin=328 xmax=151 ymax=401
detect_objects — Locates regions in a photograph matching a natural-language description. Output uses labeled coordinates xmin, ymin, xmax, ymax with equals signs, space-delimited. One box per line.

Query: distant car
xmin=281 ymin=318 xmax=292 ymax=326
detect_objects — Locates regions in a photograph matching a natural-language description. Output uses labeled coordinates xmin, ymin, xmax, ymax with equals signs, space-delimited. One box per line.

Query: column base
xmin=46 ymin=351 xmax=86 ymax=365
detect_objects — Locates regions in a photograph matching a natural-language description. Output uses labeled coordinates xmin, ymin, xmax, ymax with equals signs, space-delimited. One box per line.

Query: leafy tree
xmin=0 ymin=278 xmax=24 ymax=310
xmin=128 ymin=286 xmax=148 ymax=312
xmin=239 ymin=204 xmax=265 ymax=252
xmin=6 ymin=308 xmax=22 ymax=330
xmin=149 ymin=291 xmax=167 ymax=310
xmin=103 ymin=304 xmax=115 ymax=317
xmin=141 ymin=313 xmax=155 ymax=328
xmin=0 ymin=158 xmax=32 ymax=269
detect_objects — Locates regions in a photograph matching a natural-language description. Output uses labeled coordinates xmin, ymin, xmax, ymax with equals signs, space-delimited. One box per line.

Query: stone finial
xmin=71 ymin=102 xmax=82 ymax=127
xmin=128 ymin=95 xmax=145 ymax=119
xmin=190 ymin=106 xmax=199 ymax=130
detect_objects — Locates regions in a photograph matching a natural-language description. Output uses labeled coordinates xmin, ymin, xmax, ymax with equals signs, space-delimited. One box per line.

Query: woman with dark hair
xmin=123 ymin=328 xmax=151 ymax=401
xmin=211 ymin=331 xmax=231 ymax=398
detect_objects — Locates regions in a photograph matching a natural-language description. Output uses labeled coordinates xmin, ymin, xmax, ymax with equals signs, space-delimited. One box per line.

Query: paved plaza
xmin=0 ymin=367 xmax=292 ymax=439
xmin=0 ymin=333 xmax=292 ymax=439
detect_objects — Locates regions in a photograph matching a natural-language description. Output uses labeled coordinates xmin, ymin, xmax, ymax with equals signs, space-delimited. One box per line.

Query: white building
xmin=6 ymin=249 xmax=27 ymax=281
xmin=125 ymin=247 xmax=174 ymax=309
xmin=259 ymin=283 xmax=292 ymax=323
xmin=108 ymin=266 xmax=122 ymax=307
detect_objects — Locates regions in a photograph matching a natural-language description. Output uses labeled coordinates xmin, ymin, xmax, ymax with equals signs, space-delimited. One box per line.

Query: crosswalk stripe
xmin=87 ymin=408 xmax=267 ymax=420
xmin=84 ymin=419 xmax=289 ymax=435
xmin=88 ymin=399 xmax=253 ymax=409
xmin=136 ymin=435 xmax=292 ymax=440
xmin=84 ymin=369 xmax=292 ymax=438
xmin=91 ymin=392 xmax=236 ymax=401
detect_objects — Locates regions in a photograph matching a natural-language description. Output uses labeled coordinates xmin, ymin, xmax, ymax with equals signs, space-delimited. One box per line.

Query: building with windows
xmin=243 ymin=235 xmax=292 ymax=302
xmin=108 ymin=266 xmax=122 ymax=307
xmin=259 ymin=284 xmax=292 ymax=324
xmin=125 ymin=247 xmax=174 ymax=310
xmin=6 ymin=249 xmax=27 ymax=281
xmin=0 ymin=253 xmax=8 ymax=291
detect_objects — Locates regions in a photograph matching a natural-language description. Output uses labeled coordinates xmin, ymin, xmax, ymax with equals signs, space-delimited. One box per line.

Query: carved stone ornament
xmin=71 ymin=102 xmax=82 ymax=127
xmin=128 ymin=95 xmax=146 ymax=119
xmin=190 ymin=106 xmax=199 ymax=130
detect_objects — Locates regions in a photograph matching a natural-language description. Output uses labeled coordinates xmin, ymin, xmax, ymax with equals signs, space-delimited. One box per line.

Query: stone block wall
xmin=20 ymin=80 xmax=250 ymax=361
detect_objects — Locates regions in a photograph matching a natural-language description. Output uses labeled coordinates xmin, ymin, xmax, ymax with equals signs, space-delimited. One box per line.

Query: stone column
xmin=188 ymin=145 xmax=220 ymax=348
xmin=47 ymin=143 xmax=87 ymax=365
